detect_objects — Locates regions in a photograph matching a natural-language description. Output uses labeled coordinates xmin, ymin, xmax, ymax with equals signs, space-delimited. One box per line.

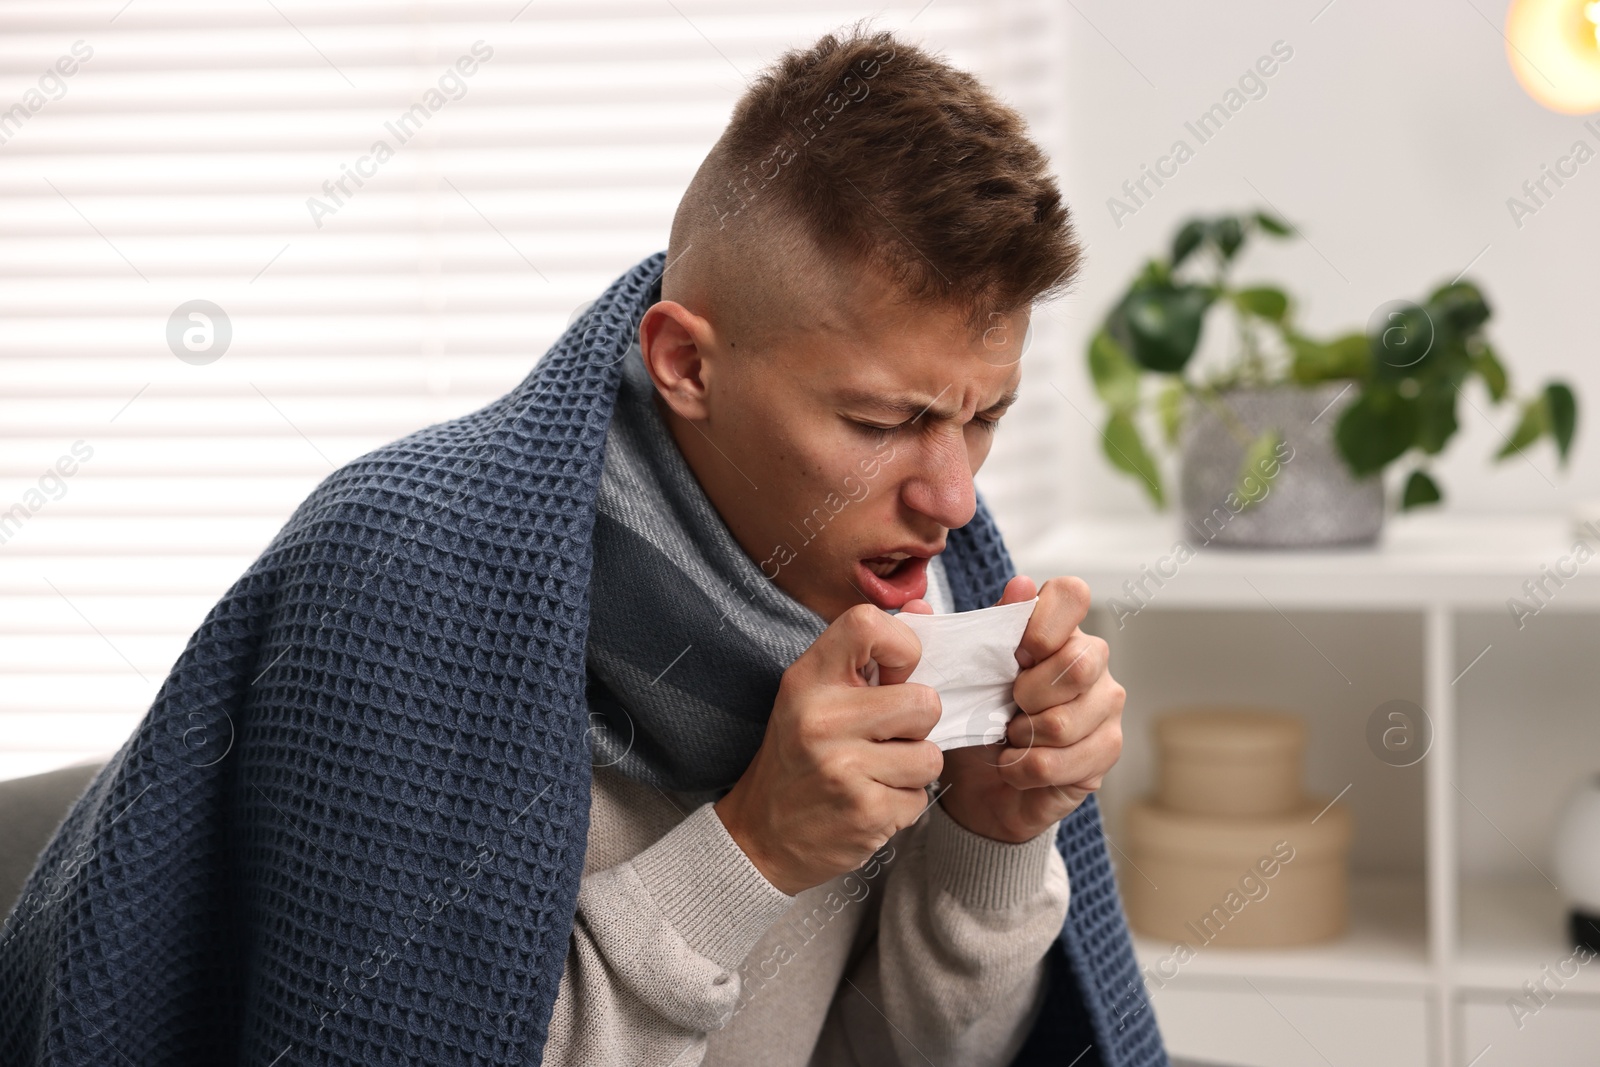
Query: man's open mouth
xmin=856 ymin=552 xmax=931 ymax=609
xmin=863 ymin=553 xmax=913 ymax=578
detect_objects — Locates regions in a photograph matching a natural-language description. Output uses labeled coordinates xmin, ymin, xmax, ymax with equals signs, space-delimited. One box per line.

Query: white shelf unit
xmin=1015 ymin=512 xmax=1600 ymax=1067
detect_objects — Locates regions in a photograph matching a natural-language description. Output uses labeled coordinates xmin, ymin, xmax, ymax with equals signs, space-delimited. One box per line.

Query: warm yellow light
xmin=1506 ymin=0 xmax=1600 ymax=114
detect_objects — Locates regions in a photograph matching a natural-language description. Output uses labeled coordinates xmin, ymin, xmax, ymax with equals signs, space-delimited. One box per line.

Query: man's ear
xmin=639 ymin=300 xmax=715 ymax=421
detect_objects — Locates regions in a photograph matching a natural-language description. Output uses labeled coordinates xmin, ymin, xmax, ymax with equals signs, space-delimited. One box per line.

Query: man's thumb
xmin=998 ymin=575 xmax=1041 ymax=668
xmin=996 ymin=574 xmax=1037 ymax=606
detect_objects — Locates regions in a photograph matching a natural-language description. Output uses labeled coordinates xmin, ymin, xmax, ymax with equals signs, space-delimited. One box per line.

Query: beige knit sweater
xmin=540 ymin=765 xmax=1071 ymax=1067
xmin=541 ymin=563 xmax=1072 ymax=1065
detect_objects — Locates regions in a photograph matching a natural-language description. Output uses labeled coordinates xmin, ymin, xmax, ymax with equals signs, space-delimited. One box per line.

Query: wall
xmin=979 ymin=0 xmax=1600 ymax=543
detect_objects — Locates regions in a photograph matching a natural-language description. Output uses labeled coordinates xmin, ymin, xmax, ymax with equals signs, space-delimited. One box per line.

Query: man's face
xmin=641 ymin=274 xmax=1026 ymax=624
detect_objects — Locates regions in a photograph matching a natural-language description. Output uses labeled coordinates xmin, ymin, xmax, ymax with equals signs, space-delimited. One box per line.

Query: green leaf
xmin=1496 ymin=397 xmax=1547 ymax=460
xmin=1102 ymin=412 xmax=1165 ymax=508
xmin=1329 ymin=334 xmax=1375 ymax=379
xmin=1233 ymin=286 xmax=1289 ymax=322
xmin=1135 ymin=258 xmax=1171 ymax=287
xmin=1336 ymin=385 xmax=1418 ymax=476
xmin=1427 ymin=281 xmax=1491 ymax=336
xmin=1172 ymin=219 xmax=1207 ymax=268
xmin=1211 ymin=217 xmax=1245 ymax=260
xmin=1401 ymin=469 xmax=1443 ymax=510
xmin=1546 ymin=381 xmax=1578 ymax=464
xmin=1370 ymin=302 xmax=1437 ymax=378
xmin=1234 ymin=430 xmax=1283 ymax=511
xmin=1414 ymin=382 xmax=1459 ymax=455
xmin=1290 ymin=332 xmax=1370 ymax=384
xmin=1471 ymin=345 xmax=1509 ymax=402
xmin=1109 ymin=283 xmax=1214 ymax=374
xmin=1088 ymin=329 xmax=1142 ymax=413
xmin=1421 ymin=337 xmax=1474 ymax=390
xmin=1253 ymin=211 xmax=1292 ymax=236
xmin=1157 ymin=379 xmax=1187 ymax=447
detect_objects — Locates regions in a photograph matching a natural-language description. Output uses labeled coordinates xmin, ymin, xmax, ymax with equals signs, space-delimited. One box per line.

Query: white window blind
xmin=0 ymin=0 xmax=1065 ymax=780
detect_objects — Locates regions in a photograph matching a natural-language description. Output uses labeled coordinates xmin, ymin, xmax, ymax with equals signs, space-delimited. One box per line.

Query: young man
xmin=558 ymin=27 xmax=1143 ymax=1067
xmin=0 ymin=26 xmax=1164 ymax=1067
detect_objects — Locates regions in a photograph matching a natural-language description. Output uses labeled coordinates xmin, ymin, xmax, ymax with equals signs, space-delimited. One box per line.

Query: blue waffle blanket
xmin=0 ymin=252 xmax=1165 ymax=1067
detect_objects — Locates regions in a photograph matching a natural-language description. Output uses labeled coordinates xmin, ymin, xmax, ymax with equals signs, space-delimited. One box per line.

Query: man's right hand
xmin=713 ymin=603 xmax=944 ymax=896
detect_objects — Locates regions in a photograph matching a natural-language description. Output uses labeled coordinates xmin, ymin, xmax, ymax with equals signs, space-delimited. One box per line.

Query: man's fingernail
xmin=1016 ymin=648 xmax=1036 ymax=668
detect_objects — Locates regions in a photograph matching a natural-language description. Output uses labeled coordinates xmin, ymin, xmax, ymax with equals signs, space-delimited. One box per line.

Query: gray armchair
xmin=0 ymin=760 xmax=105 ymax=918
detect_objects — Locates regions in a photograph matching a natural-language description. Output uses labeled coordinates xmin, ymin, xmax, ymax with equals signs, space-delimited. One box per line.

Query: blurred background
xmin=3 ymin=1 xmax=1599 ymax=1064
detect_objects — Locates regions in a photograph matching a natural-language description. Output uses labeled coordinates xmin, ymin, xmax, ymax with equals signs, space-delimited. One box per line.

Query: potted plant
xmin=1087 ymin=209 xmax=1579 ymax=547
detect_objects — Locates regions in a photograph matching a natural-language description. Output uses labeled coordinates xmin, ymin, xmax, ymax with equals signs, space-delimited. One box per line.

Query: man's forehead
xmin=757 ymin=262 xmax=1029 ymax=416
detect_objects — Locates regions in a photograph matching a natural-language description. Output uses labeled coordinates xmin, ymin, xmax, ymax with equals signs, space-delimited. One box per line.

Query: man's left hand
xmin=915 ymin=574 xmax=1125 ymax=844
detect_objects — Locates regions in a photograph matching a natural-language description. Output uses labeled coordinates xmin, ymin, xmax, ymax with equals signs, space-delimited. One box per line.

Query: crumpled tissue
xmin=895 ymin=597 xmax=1038 ymax=750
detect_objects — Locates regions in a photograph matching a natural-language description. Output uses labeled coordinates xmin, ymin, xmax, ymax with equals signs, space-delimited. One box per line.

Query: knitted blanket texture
xmin=0 ymin=252 xmax=1166 ymax=1067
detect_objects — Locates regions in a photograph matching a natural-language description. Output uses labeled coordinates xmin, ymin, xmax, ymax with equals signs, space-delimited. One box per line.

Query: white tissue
xmin=895 ymin=597 xmax=1038 ymax=750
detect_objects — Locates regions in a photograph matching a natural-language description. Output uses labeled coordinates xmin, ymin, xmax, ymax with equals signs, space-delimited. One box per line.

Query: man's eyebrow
xmin=838 ymin=387 xmax=1019 ymax=422
xmin=979 ymin=389 xmax=1020 ymax=416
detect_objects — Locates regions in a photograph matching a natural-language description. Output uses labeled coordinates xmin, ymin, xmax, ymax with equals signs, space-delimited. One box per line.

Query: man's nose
xmin=898 ymin=429 xmax=977 ymax=530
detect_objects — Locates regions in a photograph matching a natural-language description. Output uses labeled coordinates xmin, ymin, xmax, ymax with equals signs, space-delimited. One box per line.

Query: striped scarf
xmin=583 ymin=340 xmax=833 ymax=793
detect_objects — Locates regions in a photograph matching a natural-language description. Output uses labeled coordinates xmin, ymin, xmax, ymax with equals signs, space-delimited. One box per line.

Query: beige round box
xmin=1156 ymin=708 xmax=1307 ymax=817
xmin=1122 ymin=797 xmax=1352 ymax=948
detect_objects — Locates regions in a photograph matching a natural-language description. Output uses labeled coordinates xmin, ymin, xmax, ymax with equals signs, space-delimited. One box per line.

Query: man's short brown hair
xmin=667 ymin=25 xmax=1081 ymax=341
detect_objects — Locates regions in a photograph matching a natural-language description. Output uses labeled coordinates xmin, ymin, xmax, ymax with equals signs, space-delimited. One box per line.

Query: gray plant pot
xmin=1178 ymin=383 xmax=1384 ymax=549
